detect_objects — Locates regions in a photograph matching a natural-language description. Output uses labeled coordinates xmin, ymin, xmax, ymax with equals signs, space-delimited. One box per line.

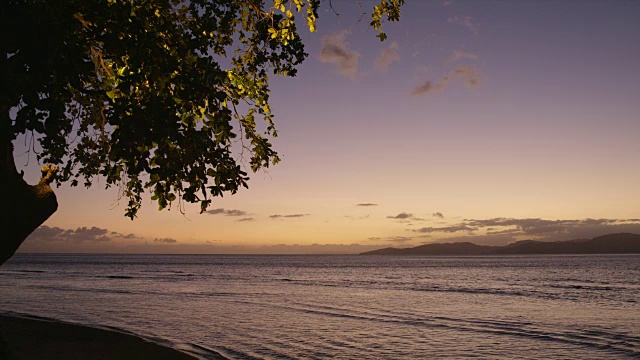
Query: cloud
xmin=27 ymin=225 xmax=123 ymax=243
xmin=319 ymin=31 xmax=360 ymax=79
xmin=446 ymin=50 xmax=478 ymax=64
xmin=61 ymin=227 xmax=108 ymax=242
xmin=411 ymin=64 xmax=481 ymax=96
xmin=443 ymin=0 xmax=455 ymax=6
xmin=413 ymin=225 xmax=478 ymax=233
xmin=29 ymin=226 xmax=65 ymax=240
xmin=270 ymin=214 xmax=310 ymax=219
xmin=432 ymin=212 xmax=444 ymax=219
xmin=486 ymin=228 xmax=523 ymax=236
xmin=374 ymin=41 xmax=400 ymax=72
xmin=464 ymin=218 xmax=584 ymax=235
xmin=463 ymin=217 xmax=637 ymax=236
xmin=387 ymin=212 xmax=413 ymax=219
xmin=412 ymin=217 xmax=640 ymax=244
xmin=411 ymin=77 xmax=450 ymax=96
xmin=205 ymin=208 xmax=248 ymax=217
xmin=22 ymin=225 xmax=196 ymax=253
xmin=72 ymin=226 xmax=108 ymax=237
xmin=238 ymin=217 xmax=254 ymax=222
xmin=205 ymin=208 xmax=225 ymax=215
xmin=356 ymin=203 xmax=378 ymax=207
xmin=452 ymin=64 xmax=481 ymax=88
xmin=448 ymin=15 xmax=478 ymax=34
xmin=386 ymin=212 xmax=426 ymax=222
xmin=368 ymin=236 xmax=415 ymax=244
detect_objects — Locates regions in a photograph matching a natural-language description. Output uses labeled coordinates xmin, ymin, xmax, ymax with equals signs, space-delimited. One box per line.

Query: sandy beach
xmin=0 ymin=315 xmax=197 ymax=359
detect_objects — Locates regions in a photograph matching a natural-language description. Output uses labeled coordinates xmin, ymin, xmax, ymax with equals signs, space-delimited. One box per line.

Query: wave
xmin=271 ymin=277 xmax=635 ymax=304
xmin=0 ymin=269 xmax=46 ymax=275
xmin=91 ymin=273 xmax=197 ymax=280
xmin=178 ymin=342 xmax=230 ymax=360
xmin=270 ymin=302 xmax=640 ymax=358
xmin=27 ymin=284 xmax=135 ymax=295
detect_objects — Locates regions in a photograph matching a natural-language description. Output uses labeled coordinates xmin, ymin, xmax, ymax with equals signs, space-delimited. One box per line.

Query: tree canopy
xmin=3 ymin=0 xmax=404 ymax=219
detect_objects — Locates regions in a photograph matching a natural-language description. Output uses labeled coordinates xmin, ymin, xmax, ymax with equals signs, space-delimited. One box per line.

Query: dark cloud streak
xmin=319 ymin=31 xmax=359 ymax=79
xmin=374 ymin=41 xmax=400 ymax=73
xmin=26 ymin=226 xmax=142 ymax=243
xmin=413 ymin=225 xmax=477 ymax=233
xmin=412 ymin=65 xmax=481 ymax=96
xmin=270 ymin=214 xmax=310 ymax=219
xmin=410 ymin=217 xmax=640 ymax=242
xmin=368 ymin=236 xmax=415 ymax=243
xmin=205 ymin=208 xmax=248 ymax=217
xmin=387 ymin=212 xmax=413 ymax=219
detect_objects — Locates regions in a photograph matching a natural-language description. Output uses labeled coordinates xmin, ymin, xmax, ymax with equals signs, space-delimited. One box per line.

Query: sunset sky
xmin=17 ymin=1 xmax=640 ymax=254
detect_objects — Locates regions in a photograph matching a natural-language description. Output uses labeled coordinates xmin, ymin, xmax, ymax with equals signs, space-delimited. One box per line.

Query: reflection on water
xmin=1 ymin=254 xmax=639 ymax=359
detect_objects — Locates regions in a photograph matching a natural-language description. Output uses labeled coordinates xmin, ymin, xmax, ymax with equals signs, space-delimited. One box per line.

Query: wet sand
xmin=0 ymin=315 xmax=197 ymax=359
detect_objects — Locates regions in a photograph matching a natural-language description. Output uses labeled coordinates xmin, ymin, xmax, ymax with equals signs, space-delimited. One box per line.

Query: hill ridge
xmin=360 ymin=233 xmax=640 ymax=255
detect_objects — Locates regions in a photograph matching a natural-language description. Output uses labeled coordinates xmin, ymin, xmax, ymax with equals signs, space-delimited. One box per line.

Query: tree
xmin=0 ymin=0 xmax=403 ymax=265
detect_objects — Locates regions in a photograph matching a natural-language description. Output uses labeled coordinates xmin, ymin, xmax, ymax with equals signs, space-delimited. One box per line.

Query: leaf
xmin=6 ymin=0 xmax=403 ymax=220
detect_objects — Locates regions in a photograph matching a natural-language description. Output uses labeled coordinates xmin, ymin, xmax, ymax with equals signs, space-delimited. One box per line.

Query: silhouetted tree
xmin=0 ymin=0 xmax=403 ymax=264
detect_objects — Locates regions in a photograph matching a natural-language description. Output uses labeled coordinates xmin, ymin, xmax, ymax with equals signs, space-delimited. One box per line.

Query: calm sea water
xmin=1 ymin=254 xmax=639 ymax=359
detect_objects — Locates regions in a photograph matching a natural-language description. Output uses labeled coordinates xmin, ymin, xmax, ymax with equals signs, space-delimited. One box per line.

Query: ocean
xmin=1 ymin=254 xmax=639 ymax=359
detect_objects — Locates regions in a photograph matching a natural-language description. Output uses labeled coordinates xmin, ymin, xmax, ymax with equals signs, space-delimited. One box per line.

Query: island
xmin=360 ymin=233 xmax=640 ymax=255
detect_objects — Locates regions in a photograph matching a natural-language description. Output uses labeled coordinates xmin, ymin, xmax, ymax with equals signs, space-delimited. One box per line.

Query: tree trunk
xmin=0 ymin=142 xmax=58 ymax=266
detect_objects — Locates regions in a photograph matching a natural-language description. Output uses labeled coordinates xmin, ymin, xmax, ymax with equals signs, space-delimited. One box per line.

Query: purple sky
xmin=17 ymin=1 xmax=640 ymax=253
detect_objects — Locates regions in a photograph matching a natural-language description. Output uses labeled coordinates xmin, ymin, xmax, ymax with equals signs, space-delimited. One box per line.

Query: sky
xmin=16 ymin=0 xmax=640 ymax=254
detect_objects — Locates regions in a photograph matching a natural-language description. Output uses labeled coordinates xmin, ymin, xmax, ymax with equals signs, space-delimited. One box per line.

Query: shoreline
xmin=0 ymin=314 xmax=217 ymax=359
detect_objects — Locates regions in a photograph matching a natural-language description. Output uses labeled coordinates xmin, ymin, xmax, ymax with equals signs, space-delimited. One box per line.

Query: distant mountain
xmin=362 ymin=242 xmax=494 ymax=255
xmin=360 ymin=233 xmax=640 ymax=255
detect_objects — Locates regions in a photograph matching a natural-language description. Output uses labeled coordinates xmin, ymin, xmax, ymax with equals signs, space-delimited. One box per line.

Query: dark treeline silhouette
xmin=361 ymin=233 xmax=640 ymax=255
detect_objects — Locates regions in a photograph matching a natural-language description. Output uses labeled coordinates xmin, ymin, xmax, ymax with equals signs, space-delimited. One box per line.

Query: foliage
xmin=3 ymin=0 xmax=403 ymax=219
xmin=370 ymin=0 xmax=404 ymax=41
